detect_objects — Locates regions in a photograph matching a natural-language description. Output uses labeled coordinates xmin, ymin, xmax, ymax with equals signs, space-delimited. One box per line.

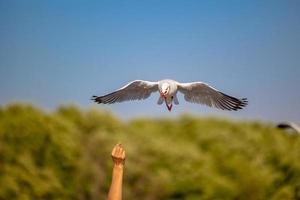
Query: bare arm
xmin=107 ymin=144 xmax=125 ymax=200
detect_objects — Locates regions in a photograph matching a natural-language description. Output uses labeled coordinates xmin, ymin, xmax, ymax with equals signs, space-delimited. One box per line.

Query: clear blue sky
xmin=0 ymin=0 xmax=299 ymax=123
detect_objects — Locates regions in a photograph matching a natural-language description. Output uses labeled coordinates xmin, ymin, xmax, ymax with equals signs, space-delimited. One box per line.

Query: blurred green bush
xmin=0 ymin=103 xmax=299 ymax=200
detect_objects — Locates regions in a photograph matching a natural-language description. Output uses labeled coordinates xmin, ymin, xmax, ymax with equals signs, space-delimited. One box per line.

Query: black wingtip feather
xmin=91 ymin=95 xmax=102 ymax=104
xmin=277 ymin=123 xmax=290 ymax=129
xmin=219 ymin=92 xmax=248 ymax=111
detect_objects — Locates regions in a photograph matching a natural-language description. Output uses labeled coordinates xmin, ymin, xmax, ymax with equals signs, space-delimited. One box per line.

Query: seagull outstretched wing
xmin=177 ymin=82 xmax=247 ymax=111
xmin=92 ymin=80 xmax=159 ymax=104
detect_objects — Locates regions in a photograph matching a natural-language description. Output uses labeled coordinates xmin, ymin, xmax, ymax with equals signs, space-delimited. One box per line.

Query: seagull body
xmin=92 ymin=79 xmax=248 ymax=111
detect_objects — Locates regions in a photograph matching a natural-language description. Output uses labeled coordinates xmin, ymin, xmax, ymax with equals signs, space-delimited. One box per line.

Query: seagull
xmin=277 ymin=122 xmax=300 ymax=134
xmin=92 ymin=79 xmax=248 ymax=111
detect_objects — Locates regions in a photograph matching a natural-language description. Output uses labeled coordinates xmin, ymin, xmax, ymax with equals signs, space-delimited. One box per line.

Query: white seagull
xmin=92 ymin=79 xmax=248 ymax=111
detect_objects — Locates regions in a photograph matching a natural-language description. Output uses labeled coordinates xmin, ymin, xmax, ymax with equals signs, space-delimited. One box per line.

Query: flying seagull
xmin=92 ymin=79 xmax=248 ymax=111
xmin=277 ymin=122 xmax=300 ymax=134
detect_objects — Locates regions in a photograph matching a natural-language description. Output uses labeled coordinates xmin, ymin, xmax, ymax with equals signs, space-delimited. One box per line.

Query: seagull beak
xmin=160 ymin=92 xmax=166 ymax=98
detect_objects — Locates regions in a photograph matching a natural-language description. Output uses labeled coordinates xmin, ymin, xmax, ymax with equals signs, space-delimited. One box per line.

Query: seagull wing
xmin=177 ymin=82 xmax=248 ymax=111
xmin=277 ymin=122 xmax=300 ymax=133
xmin=92 ymin=80 xmax=159 ymax=104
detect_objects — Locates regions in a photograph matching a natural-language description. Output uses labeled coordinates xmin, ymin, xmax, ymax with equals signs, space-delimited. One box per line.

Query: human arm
xmin=107 ymin=143 xmax=125 ymax=200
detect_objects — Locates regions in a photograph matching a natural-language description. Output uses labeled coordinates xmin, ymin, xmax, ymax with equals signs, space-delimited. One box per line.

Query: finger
xmin=121 ymin=150 xmax=125 ymax=160
xmin=115 ymin=145 xmax=121 ymax=156
xmin=111 ymin=145 xmax=117 ymax=156
xmin=118 ymin=146 xmax=124 ymax=155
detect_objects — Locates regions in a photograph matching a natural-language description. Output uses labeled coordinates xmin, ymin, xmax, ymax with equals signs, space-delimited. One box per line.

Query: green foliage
xmin=0 ymin=104 xmax=300 ymax=200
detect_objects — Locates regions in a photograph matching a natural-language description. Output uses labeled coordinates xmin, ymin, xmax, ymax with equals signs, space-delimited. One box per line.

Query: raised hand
xmin=111 ymin=143 xmax=125 ymax=167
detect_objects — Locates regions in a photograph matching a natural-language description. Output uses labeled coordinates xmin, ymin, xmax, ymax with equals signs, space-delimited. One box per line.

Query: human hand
xmin=111 ymin=143 xmax=125 ymax=167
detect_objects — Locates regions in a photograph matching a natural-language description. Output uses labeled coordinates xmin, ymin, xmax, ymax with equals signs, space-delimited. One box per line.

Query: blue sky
xmin=0 ymin=0 xmax=299 ymax=123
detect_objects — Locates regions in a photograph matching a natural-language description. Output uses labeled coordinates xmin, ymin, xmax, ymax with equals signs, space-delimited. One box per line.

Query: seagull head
xmin=160 ymin=83 xmax=170 ymax=97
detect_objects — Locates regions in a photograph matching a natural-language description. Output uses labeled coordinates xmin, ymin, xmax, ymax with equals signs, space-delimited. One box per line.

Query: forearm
xmin=107 ymin=165 xmax=124 ymax=200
